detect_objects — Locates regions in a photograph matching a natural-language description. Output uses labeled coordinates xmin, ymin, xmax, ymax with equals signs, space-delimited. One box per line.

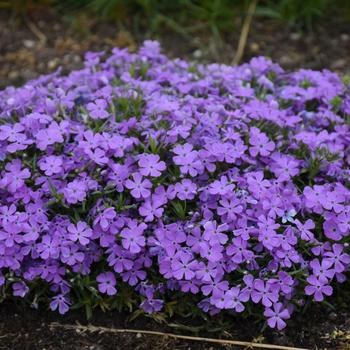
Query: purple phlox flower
xmin=50 ymin=294 xmax=71 ymax=314
xmin=0 ymin=204 xmax=17 ymax=223
xmin=276 ymin=248 xmax=301 ymax=268
xmin=251 ymin=279 xmax=278 ymax=307
xmin=67 ymin=221 xmax=92 ymax=246
xmin=279 ymin=226 xmax=297 ymax=250
xmin=175 ymin=179 xmax=197 ymax=200
xmin=61 ymin=244 xmax=85 ymax=266
xmin=22 ymin=221 xmax=39 ymax=243
xmin=323 ymin=216 xmax=343 ymax=241
xmin=120 ymin=221 xmax=147 ymax=253
xmin=107 ymin=244 xmax=134 ymax=273
xmin=303 ymin=185 xmax=326 ymax=213
xmin=86 ymin=98 xmax=109 ymax=119
xmin=295 ymin=218 xmax=315 ymax=241
xmin=0 ymin=159 xmax=30 ymax=193
xmin=222 ymin=287 xmax=247 ymax=312
xmin=186 ymin=226 xmax=207 ymax=254
xmin=12 ymin=281 xmax=29 ymax=297
xmin=322 ymin=190 xmax=345 ymax=213
xmin=257 ymin=216 xmax=280 ymax=250
xmin=39 ymin=155 xmax=63 ymax=176
xmin=0 ymin=123 xmax=32 ymax=153
xmin=162 ymin=224 xmax=187 ymax=256
xmin=269 ymin=271 xmax=294 ymax=295
xmin=270 ymin=153 xmax=300 ymax=179
xmin=140 ymin=298 xmax=164 ymax=313
xmin=257 ymin=215 xmax=280 ymax=233
xmin=173 ymin=143 xmax=203 ymax=176
xmin=139 ymin=40 xmax=161 ymax=58
xmin=337 ymin=212 xmax=350 ymax=233
xmin=198 ymin=149 xmax=216 ymax=172
xmin=203 ymin=220 xmax=228 ymax=245
xmin=35 ymin=122 xmax=64 ymax=150
xmin=221 ymin=141 xmax=247 ymax=164
xmin=80 ymin=130 xmax=107 ymax=151
xmin=63 ymin=180 xmax=87 ymax=204
xmin=262 ymin=195 xmax=285 ymax=219
xmin=121 ymin=261 xmax=146 ymax=286
xmin=139 ymin=194 xmax=165 ymax=222
xmin=94 ymin=207 xmax=116 ymax=231
xmin=198 ymin=192 xmax=218 ymax=219
xmin=233 ymin=217 xmax=255 ymax=240
xmin=249 ymin=127 xmax=275 ymax=157
xmin=199 ymin=243 xmax=223 ymax=262
xmin=217 ymin=195 xmax=243 ymax=222
xmin=36 ymin=235 xmax=60 ymax=260
xmin=310 ymin=258 xmax=335 ymax=283
xmin=0 ymin=222 xmax=23 ymax=247
xmin=201 ymin=276 xmax=229 ymax=297
xmin=106 ymin=134 xmax=128 ymax=157
xmin=305 ymin=275 xmax=333 ymax=301
xmin=125 ymin=172 xmax=152 ymax=199
xmin=138 ymin=153 xmax=166 ymax=177
xmin=226 ymin=237 xmax=254 ymax=264
xmin=86 ymin=147 xmax=109 ymax=165
xmin=108 ymin=163 xmax=129 ymax=192
xmin=179 ymin=278 xmax=201 ymax=294
xmin=264 ymin=302 xmax=290 ymax=330
xmin=208 ymin=176 xmax=235 ymax=196
xmin=195 ymin=261 xmax=220 ymax=282
xmin=247 ymin=171 xmax=271 ymax=199
xmin=171 ymin=251 xmax=198 ymax=280
xmin=97 ymin=271 xmax=117 ymax=295
xmin=0 ymin=123 xmax=24 ymax=142
xmin=324 ymin=244 xmax=350 ymax=273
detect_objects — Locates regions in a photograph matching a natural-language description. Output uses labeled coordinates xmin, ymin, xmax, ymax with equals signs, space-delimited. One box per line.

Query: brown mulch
xmin=1 ymin=9 xmax=350 ymax=89
xmin=0 ymin=300 xmax=349 ymax=350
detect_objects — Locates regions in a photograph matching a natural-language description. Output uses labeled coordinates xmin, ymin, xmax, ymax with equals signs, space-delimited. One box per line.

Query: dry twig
xmin=232 ymin=0 xmax=258 ymax=65
xmin=50 ymin=322 xmax=310 ymax=350
xmin=25 ymin=18 xmax=47 ymax=45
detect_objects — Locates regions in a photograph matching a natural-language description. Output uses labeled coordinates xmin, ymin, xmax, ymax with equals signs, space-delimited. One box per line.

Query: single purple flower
xmin=125 ymin=173 xmax=152 ymax=199
xmin=97 ymin=272 xmax=117 ymax=295
xmin=138 ymin=153 xmax=166 ymax=177
xmin=67 ymin=221 xmax=92 ymax=246
xmin=264 ymin=302 xmax=290 ymax=330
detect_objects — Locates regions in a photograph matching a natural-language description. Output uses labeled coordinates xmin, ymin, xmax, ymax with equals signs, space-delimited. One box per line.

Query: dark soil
xmin=0 ymin=300 xmax=349 ymax=350
xmin=1 ymin=9 xmax=350 ymax=89
xmin=1 ymin=8 xmax=350 ymax=350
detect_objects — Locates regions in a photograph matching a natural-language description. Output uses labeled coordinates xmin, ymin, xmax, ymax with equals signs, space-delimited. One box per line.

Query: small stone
xmin=48 ymin=58 xmax=60 ymax=70
xmin=331 ymin=59 xmax=346 ymax=69
xmin=136 ymin=332 xmax=142 ymax=338
xmin=8 ymin=71 xmax=19 ymax=80
xmin=290 ymin=32 xmax=301 ymax=41
xmin=193 ymin=50 xmax=202 ymax=59
xmin=23 ymin=39 xmax=36 ymax=48
xmin=250 ymin=42 xmax=259 ymax=52
xmin=329 ymin=312 xmax=337 ymax=321
xmin=341 ymin=33 xmax=349 ymax=41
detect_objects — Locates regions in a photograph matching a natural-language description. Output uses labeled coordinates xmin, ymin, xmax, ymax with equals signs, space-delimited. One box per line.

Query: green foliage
xmin=5 ymin=0 xmax=350 ymax=37
xmin=257 ymin=0 xmax=330 ymax=29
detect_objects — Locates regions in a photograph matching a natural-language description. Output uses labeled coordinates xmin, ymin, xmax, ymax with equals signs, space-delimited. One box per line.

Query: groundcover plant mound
xmin=0 ymin=41 xmax=349 ymax=330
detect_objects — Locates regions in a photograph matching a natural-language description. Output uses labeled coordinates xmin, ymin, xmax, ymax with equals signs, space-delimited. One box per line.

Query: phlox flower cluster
xmin=0 ymin=41 xmax=349 ymax=330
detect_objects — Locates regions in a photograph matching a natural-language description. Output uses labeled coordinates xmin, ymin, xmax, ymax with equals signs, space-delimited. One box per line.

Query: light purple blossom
xmin=264 ymin=302 xmax=290 ymax=330
xmin=97 ymin=272 xmax=117 ymax=295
